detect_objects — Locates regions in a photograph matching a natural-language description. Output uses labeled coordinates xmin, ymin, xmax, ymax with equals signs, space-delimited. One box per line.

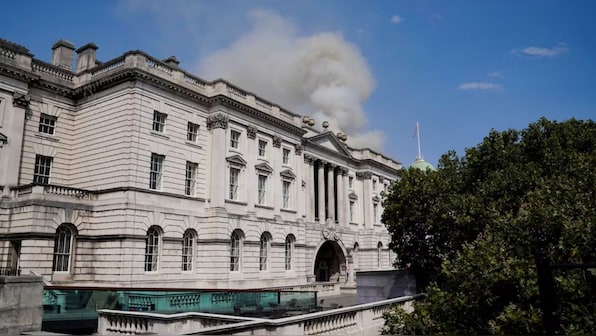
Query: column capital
xmin=356 ymin=171 xmax=372 ymax=180
xmin=206 ymin=112 xmax=229 ymax=130
xmin=327 ymin=162 xmax=337 ymax=169
xmin=272 ymin=135 xmax=282 ymax=148
xmin=304 ymin=153 xmax=316 ymax=164
xmin=12 ymin=92 xmax=30 ymax=108
xmin=246 ymin=125 xmax=257 ymax=139
xmin=294 ymin=143 xmax=303 ymax=155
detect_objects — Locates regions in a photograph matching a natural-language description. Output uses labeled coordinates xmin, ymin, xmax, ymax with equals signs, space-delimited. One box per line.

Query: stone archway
xmin=313 ymin=240 xmax=346 ymax=282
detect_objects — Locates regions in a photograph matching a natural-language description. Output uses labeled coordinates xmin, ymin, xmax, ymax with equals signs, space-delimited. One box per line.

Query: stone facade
xmin=0 ymin=38 xmax=401 ymax=289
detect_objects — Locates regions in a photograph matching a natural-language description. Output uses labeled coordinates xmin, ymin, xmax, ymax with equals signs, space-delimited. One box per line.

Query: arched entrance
xmin=313 ymin=240 xmax=346 ymax=282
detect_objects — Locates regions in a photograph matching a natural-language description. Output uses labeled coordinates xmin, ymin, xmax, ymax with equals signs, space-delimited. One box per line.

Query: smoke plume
xmin=198 ymin=10 xmax=384 ymax=150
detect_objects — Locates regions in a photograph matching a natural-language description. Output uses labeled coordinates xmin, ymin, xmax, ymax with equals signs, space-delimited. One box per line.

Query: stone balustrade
xmin=6 ymin=184 xmax=95 ymax=201
xmin=97 ymin=294 xmax=424 ymax=336
xmin=31 ymin=59 xmax=74 ymax=82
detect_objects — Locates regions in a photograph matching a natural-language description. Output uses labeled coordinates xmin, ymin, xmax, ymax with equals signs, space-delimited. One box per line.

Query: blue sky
xmin=2 ymin=0 xmax=594 ymax=166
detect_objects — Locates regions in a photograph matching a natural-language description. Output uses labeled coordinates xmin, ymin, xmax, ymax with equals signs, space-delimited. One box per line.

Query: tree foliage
xmin=382 ymin=118 xmax=595 ymax=334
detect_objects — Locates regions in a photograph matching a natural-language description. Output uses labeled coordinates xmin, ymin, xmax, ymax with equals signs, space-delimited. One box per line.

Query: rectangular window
xmin=39 ymin=114 xmax=56 ymax=135
xmin=185 ymin=161 xmax=198 ymax=195
xmin=257 ymin=174 xmax=267 ymax=204
xmin=187 ymin=122 xmax=199 ymax=142
xmin=282 ymin=148 xmax=290 ymax=164
xmin=373 ymin=203 xmax=378 ymax=223
xmin=258 ymin=140 xmax=267 ymax=157
xmin=230 ymin=130 xmax=240 ymax=149
xmin=34 ymin=155 xmax=53 ymax=184
xmin=152 ymin=111 xmax=167 ymax=132
xmin=349 ymin=176 xmax=354 ymax=189
xmin=349 ymin=201 xmax=355 ymax=222
xmin=282 ymin=180 xmax=291 ymax=208
xmin=229 ymin=167 xmax=240 ymax=200
xmin=150 ymin=153 xmax=164 ymax=190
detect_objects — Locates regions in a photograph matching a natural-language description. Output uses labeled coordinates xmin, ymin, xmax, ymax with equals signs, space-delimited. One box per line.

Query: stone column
xmin=358 ymin=172 xmax=373 ymax=228
xmin=327 ymin=163 xmax=335 ymax=221
xmin=207 ymin=113 xmax=229 ymax=208
xmin=343 ymin=170 xmax=350 ymax=224
xmin=317 ymin=160 xmax=326 ymax=224
xmin=337 ymin=167 xmax=345 ymax=225
xmin=304 ymin=154 xmax=315 ymax=222
xmin=246 ymin=125 xmax=257 ymax=213
xmin=0 ymin=93 xmax=29 ymax=193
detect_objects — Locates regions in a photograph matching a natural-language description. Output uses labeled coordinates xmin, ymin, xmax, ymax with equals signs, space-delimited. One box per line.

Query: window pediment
xmin=348 ymin=191 xmax=358 ymax=200
xmin=372 ymin=195 xmax=380 ymax=203
xmin=280 ymin=169 xmax=296 ymax=180
xmin=226 ymin=154 xmax=247 ymax=166
xmin=0 ymin=132 xmax=6 ymax=147
xmin=255 ymin=162 xmax=273 ymax=173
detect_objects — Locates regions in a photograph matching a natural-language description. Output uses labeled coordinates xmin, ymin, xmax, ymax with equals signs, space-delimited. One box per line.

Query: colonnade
xmin=304 ymin=154 xmax=350 ymax=225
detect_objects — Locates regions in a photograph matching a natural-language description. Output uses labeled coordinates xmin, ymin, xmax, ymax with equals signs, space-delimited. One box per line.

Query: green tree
xmin=382 ymin=118 xmax=595 ymax=334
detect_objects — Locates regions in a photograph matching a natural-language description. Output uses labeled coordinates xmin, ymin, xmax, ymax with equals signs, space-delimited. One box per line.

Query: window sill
xmin=255 ymin=204 xmax=274 ymax=210
xmin=280 ymin=208 xmax=297 ymax=214
xmin=185 ymin=141 xmax=202 ymax=149
xmin=226 ymin=199 xmax=247 ymax=206
xmin=35 ymin=133 xmax=59 ymax=142
xmin=150 ymin=130 xmax=170 ymax=139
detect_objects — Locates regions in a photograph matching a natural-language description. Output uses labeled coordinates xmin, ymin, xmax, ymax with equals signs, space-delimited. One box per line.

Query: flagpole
xmin=416 ymin=121 xmax=422 ymax=160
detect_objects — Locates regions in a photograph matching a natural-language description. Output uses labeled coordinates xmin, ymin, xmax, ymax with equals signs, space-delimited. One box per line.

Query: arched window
xmin=53 ymin=225 xmax=74 ymax=272
xmin=182 ymin=229 xmax=196 ymax=271
xmin=145 ymin=226 xmax=161 ymax=272
xmin=377 ymin=242 xmax=383 ymax=269
xmin=230 ymin=230 xmax=243 ymax=272
xmin=259 ymin=232 xmax=271 ymax=271
xmin=285 ymin=234 xmax=295 ymax=271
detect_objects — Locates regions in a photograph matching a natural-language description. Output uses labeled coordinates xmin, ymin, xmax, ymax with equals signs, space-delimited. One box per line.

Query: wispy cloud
xmin=512 ymin=43 xmax=569 ymax=58
xmin=390 ymin=15 xmax=402 ymax=24
xmin=487 ymin=71 xmax=503 ymax=78
xmin=458 ymin=82 xmax=502 ymax=91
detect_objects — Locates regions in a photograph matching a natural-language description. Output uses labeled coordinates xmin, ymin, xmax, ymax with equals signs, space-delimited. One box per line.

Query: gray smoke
xmin=198 ymin=10 xmax=384 ymax=150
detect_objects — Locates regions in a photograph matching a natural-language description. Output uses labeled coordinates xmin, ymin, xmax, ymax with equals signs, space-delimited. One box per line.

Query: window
xmin=152 ymin=111 xmax=167 ymax=132
xmin=53 ymin=225 xmax=73 ymax=272
xmin=282 ymin=148 xmax=290 ymax=164
xmin=259 ymin=233 xmax=270 ymax=271
xmin=187 ymin=122 xmax=199 ymax=142
xmin=230 ymin=130 xmax=240 ymax=149
xmin=39 ymin=114 xmax=56 ymax=135
xmin=182 ymin=230 xmax=195 ymax=271
xmin=145 ymin=227 xmax=161 ymax=272
xmin=34 ymin=155 xmax=53 ymax=184
xmin=257 ymin=174 xmax=267 ymax=204
xmin=377 ymin=242 xmax=383 ymax=269
xmin=150 ymin=153 xmax=164 ymax=190
xmin=349 ymin=201 xmax=355 ymax=222
xmin=258 ymin=140 xmax=267 ymax=157
xmin=373 ymin=203 xmax=378 ymax=223
xmin=282 ymin=180 xmax=291 ymax=208
xmin=348 ymin=176 xmax=354 ymax=189
xmin=285 ymin=235 xmax=295 ymax=271
xmin=230 ymin=230 xmax=243 ymax=271
xmin=229 ymin=167 xmax=240 ymax=200
xmin=185 ymin=161 xmax=198 ymax=196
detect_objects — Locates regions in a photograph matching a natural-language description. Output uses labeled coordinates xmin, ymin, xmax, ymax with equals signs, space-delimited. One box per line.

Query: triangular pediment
xmin=348 ymin=191 xmax=358 ymax=200
xmin=226 ymin=154 xmax=246 ymax=166
xmin=306 ymin=131 xmax=352 ymax=158
xmin=0 ymin=132 xmax=7 ymax=142
xmin=280 ymin=169 xmax=296 ymax=179
xmin=255 ymin=162 xmax=273 ymax=173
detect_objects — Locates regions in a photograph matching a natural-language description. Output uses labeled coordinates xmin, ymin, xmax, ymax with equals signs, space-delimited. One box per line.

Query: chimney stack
xmin=75 ymin=43 xmax=98 ymax=73
xmin=51 ymin=40 xmax=75 ymax=70
xmin=163 ymin=56 xmax=180 ymax=68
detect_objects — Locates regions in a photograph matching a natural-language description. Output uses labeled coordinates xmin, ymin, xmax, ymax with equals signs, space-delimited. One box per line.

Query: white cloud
xmin=458 ymin=82 xmax=502 ymax=91
xmin=198 ymin=10 xmax=384 ymax=150
xmin=512 ymin=43 xmax=569 ymax=58
xmin=390 ymin=15 xmax=402 ymax=24
xmin=487 ymin=71 xmax=503 ymax=78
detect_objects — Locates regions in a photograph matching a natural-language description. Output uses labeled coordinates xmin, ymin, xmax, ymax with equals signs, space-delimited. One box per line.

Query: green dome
xmin=410 ymin=158 xmax=436 ymax=171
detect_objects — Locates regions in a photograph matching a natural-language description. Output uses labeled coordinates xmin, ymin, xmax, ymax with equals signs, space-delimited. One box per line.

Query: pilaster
xmin=207 ymin=113 xmax=228 ymax=208
xmin=317 ymin=160 xmax=325 ymax=224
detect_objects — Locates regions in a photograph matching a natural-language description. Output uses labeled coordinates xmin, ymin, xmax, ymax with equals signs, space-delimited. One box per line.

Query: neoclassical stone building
xmin=0 ymin=38 xmax=400 ymax=289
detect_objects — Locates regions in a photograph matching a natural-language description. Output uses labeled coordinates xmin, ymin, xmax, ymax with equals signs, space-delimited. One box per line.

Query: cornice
xmin=0 ymin=63 xmax=39 ymax=83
